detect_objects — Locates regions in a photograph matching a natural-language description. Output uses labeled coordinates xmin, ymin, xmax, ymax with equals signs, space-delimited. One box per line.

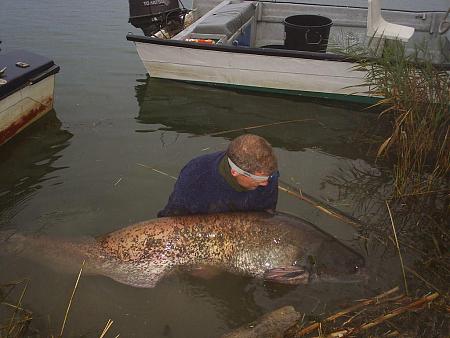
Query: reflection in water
xmin=0 ymin=80 xmax=384 ymax=337
xmin=134 ymin=76 xmax=377 ymax=159
xmin=174 ymin=271 xmax=264 ymax=328
xmin=320 ymin=163 xmax=439 ymax=296
xmin=324 ymin=159 xmax=390 ymax=224
xmin=0 ymin=111 xmax=73 ymax=222
xmin=171 ymin=269 xmax=318 ymax=331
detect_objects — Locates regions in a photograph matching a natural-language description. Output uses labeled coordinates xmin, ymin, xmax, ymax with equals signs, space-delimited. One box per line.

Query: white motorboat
xmin=126 ymin=0 xmax=450 ymax=103
xmin=0 ymin=50 xmax=60 ymax=146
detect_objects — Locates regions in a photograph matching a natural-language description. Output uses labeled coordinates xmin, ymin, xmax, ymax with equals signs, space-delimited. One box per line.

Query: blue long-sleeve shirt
xmin=157 ymin=151 xmax=278 ymax=217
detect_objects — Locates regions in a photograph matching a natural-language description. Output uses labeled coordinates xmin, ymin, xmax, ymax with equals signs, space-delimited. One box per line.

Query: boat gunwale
xmin=126 ymin=33 xmax=360 ymax=63
xmin=238 ymin=0 xmax=450 ymax=13
xmin=126 ymin=34 xmax=450 ymax=70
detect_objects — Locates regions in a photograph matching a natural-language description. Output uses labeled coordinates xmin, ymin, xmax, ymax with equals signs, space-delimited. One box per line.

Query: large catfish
xmin=1 ymin=212 xmax=365 ymax=287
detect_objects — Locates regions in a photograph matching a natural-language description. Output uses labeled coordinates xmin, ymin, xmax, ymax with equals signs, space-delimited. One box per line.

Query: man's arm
xmin=265 ymin=176 xmax=279 ymax=212
xmin=157 ymin=164 xmax=203 ymax=217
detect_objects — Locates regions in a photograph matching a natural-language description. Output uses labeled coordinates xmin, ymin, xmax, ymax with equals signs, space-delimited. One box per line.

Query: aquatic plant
xmin=322 ymin=38 xmax=449 ymax=336
xmin=352 ymin=40 xmax=449 ymax=198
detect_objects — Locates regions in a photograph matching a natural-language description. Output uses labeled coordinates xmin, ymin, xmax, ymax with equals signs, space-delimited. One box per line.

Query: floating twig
xmin=297 ymin=290 xmax=438 ymax=337
xmin=99 ymin=319 xmax=114 ymax=338
xmin=386 ymin=201 xmax=408 ymax=296
xmin=1 ymin=301 xmax=30 ymax=312
xmin=208 ymin=119 xmax=317 ymax=136
xmin=346 ymin=292 xmax=439 ymax=336
xmin=404 ymin=265 xmax=441 ymax=294
xmin=296 ymin=287 xmax=401 ymax=336
xmin=278 ymin=182 xmax=365 ymax=228
xmin=136 ymin=163 xmax=177 ymax=180
xmin=60 ymin=261 xmax=85 ymax=337
xmin=7 ymin=280 xmax=29 ymax=337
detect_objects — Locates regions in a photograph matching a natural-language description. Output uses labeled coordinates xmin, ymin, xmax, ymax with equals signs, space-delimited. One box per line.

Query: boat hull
xmin=0 ymin=50 xmax=59 ymax=146
xmin=0 ymin=74 xmax=55 ymax=145
xmin=133 ymin=40 xmax=372 ymax=103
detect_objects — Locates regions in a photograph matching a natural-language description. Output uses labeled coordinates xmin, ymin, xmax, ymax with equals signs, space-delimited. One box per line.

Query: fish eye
xmin=307 ymin=255 xmax=316 ymax=266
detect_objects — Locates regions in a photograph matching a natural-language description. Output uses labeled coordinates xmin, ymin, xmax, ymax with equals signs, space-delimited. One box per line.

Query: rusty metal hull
xmin=0 ymin=74 xmax=55 ymax=146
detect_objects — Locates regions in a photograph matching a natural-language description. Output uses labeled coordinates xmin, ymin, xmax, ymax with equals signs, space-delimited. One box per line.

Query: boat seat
xmin=367 ymin=0 xmax=414 ymax=42
xmin=192 ymin=2 xmax=255 ymax=38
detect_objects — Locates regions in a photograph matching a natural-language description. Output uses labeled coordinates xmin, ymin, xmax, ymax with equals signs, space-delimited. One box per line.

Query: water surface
xmin=0 ymin=1 xmax=398 ymax=337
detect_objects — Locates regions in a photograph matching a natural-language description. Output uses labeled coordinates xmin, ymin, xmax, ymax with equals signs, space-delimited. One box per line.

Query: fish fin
xmin=182 ymin=265 xmax=224 ymax=280
xmin=263 ymin=266 xmax=310 ymax=285
xmin=96 ymin=261 xmax=173 ymax=288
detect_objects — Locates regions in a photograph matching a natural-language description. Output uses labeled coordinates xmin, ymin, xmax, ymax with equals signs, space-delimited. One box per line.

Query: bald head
xmin=226 ymin=134 xmax=277 ymax=175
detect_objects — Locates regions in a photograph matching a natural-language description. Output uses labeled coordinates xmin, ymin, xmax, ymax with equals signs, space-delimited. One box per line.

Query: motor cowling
xmin=128 ymin=0 xmax=187 ymax=36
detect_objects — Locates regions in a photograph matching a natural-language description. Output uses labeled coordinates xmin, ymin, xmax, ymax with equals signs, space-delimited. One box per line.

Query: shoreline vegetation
xmin=293 ymin=39 xmax=449 ymax=336
xmin=360 ymin=40 xmax=449 ymax=199
xmin=1 ymin=267 xmax=120 ymax=338
xmin=1 ymin=42 xmax=449 ymax=337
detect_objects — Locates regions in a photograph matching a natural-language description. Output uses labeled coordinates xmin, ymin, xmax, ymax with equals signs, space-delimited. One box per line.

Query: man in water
xmin=158 ymin=134 xmax=279 ymax=217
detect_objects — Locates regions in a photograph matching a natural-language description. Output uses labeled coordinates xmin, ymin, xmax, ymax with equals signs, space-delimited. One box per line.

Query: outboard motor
xmin=128 ymin=0 xmax=188 ymax=37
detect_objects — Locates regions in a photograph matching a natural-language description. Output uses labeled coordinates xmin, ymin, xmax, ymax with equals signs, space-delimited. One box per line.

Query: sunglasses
xmin=228 ymin=157 xmax=278 ymax=182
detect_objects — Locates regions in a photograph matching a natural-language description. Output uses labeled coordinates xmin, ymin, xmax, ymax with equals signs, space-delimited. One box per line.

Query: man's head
xmin=226 ymin=134 xmax=278 ymax=190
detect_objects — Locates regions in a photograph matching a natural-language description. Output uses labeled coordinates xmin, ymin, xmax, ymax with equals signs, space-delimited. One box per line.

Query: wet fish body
xmin=2 ymin=212 xmax=365 ymax=287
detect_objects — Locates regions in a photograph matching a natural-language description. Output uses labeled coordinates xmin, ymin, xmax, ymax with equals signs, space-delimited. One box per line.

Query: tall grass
xmin=356 ymin=41 xmax=449 ymax=197
xmin=329 ymin=39 xmax=450 ymax=304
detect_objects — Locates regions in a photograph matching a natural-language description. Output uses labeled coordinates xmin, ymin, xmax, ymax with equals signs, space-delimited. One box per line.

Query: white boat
xmin=0 ymin=50 xmax=60 ymax=146
xmin=127 ymin=0 xmax=450 ymax=104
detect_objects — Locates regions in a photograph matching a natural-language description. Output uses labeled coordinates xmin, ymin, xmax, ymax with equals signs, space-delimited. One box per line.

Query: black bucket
xmin=284 ymin=15 xmax=332 ymax=52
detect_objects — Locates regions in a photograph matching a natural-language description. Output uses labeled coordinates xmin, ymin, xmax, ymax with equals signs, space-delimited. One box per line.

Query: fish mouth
xmin=263 ymin=266 xmax=310 ymax=285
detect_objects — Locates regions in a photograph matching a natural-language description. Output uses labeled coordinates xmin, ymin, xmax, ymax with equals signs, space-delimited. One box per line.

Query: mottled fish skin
xmin=1 ymin=212 xmax=365 ymax=288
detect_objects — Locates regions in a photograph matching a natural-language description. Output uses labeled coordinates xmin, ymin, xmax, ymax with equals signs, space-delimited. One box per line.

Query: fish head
xmin=307 ymin=239 xmax=366 ymax=283
xmin=257 ymin=243 xmax=312 ymax=285
xmin=253 ymin=212 xmax=367 ymax=285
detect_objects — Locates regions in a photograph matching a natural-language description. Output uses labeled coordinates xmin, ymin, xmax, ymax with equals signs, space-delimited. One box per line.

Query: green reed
xmin=347 ymin=39 xmax=449 ymax=197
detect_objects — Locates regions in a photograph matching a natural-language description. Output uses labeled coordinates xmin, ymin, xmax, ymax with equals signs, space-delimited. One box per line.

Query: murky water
xmin=0 ymin=0 xmax=400 ymax=337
